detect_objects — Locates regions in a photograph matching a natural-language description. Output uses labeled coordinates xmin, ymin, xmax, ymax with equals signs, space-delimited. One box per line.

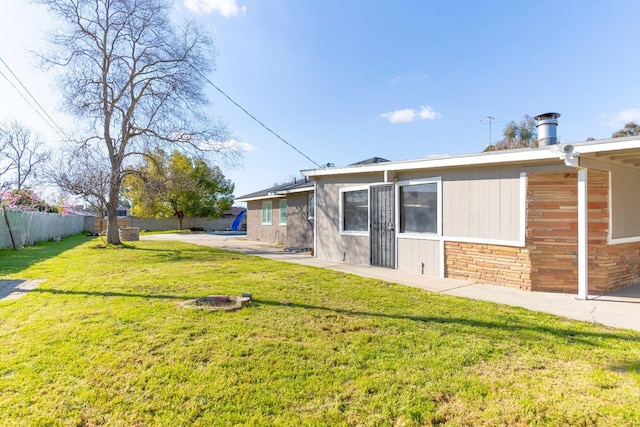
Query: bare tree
xmin=35 ymin=0 xmax=234 ymax=244
xmin=0 ymin=120 xmax=50 ymax=190
xmin=45 ymin=145 xmax=111 ymax=215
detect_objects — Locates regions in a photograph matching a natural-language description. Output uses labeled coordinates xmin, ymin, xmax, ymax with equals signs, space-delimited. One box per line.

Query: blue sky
xmin=2 ymin=0 xmax=640 ymax=200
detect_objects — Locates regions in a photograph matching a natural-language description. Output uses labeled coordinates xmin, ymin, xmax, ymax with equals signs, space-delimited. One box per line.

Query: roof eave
xmin=302 ymin=148 xmax=562 ymax=177
xmin=235 ymin=185 xmax=313 ymax=202
xmin=302 ymin=138 xmax=640 ymax=177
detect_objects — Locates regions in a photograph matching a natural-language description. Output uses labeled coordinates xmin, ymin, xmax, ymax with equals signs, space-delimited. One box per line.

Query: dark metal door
xmin=370 ymin=184 xmax=395 ymax=268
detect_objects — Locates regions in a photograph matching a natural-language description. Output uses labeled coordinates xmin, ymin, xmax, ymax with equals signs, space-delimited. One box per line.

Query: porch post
xmin=577 ymin=168 xmax=588 ymax=300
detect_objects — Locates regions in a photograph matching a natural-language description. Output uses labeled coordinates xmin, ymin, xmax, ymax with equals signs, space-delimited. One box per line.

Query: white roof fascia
xmin=283 ymin=186 xmax=314 ymax=194
xmin=569 ymin=137 xmax=640 ymax=154
xmin=235 ymin=186 xmax=313 ymax=202
xmin=302 ymin=137 xmax=640 ymax=178
xmin=235 ymin=194 xmax=287 ymax=203
xmin=303 ymin=148 xmax=564 ymax=177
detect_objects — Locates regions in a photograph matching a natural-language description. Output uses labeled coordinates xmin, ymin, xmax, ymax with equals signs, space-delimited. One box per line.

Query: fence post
xmin=1 ymin=205 xmax=17 ymax=250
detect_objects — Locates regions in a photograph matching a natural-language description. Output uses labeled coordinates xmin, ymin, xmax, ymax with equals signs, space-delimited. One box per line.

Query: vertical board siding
xmin=442 ymin=166 xmax=521 ymax=242
xmin=610 ymin=164 xmax=640 ymax=239
xmin=397 ymin=238 xmax=440 ymax=276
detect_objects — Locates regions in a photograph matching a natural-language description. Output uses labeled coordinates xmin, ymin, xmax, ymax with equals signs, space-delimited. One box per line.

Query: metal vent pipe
xmin=534 ymin=112 xmax=561 ymax=146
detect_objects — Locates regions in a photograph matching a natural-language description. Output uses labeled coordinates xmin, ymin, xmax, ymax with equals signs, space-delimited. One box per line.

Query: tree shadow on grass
xmin=32 ymin=288 xmax=190 ymax=300
xmin=253 ymin=298 xmax=640 ymax=346
xmin=0 ymin=234 xmax=91 ymax=276
xmin=22 ymin=288 xmax=640 ymax=347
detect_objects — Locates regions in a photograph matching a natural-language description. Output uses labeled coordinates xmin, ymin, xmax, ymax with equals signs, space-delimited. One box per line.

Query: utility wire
xmin=0 ymin=56 xmax=68 ymax=140
xmin=196 ymin=72 xmax=322 ymax=168
xmin=147 ymin=25 xmax=323 ymax=168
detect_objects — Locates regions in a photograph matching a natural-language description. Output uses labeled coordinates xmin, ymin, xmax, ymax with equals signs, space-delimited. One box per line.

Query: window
xmin=342 ymin=189 xmax=368 ymax=232
xmin=400 ymin=183 xmax=437 ymax=233
xmin=279 ymin=199 xmax=287 ymax=225
xmin=262 ymin=201 xmax=272 ymax=224
xmin=308 ymin=193 xmax=315 ymax=219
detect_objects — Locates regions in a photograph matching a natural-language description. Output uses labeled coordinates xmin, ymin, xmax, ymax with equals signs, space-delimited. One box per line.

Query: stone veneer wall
xmin=526 ymin=172 xmax=579 ymax=292
xmin=445 ymin=171 xmax=578 ymax=290
xmin=445 ymin=242 xmax=533 ymax=289
xmin=586 ymin=170 xmax=640 ymax=293
xmin=446 ymin=170 xmax=640 ymax=294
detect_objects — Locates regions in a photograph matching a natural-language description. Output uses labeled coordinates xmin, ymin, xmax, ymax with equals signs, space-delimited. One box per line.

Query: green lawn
xmin=1 ymin=235 xmax=640 ymax=426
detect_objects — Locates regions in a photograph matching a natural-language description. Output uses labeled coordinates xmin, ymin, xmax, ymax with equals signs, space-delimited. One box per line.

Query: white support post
xmin=577 ymin=168 xmax=588 ymax=300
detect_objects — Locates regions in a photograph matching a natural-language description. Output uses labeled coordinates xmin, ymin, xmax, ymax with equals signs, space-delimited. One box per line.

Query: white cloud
xmin=390 ymin=72 xmax=428 ymax=85
xmin=203 ymin=139 xmax=258 ymax=152
xmin=418 ymin=105 xmax=440 ymax=120
xmin=379 ymin=105 xmax=441 ymax=123
xmin=600 ymin=108 xmax=640 ymax=127
xmin=380 ymin=108 xmax=416 ymax=123
xmin=183 ymin=0 xmax=246 ymax=16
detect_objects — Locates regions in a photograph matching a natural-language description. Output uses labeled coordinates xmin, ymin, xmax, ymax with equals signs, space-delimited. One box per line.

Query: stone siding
xmin=445 ymin=242 xmax=532 ymax=289
xmin=445 ymin=170 xmax=640 ymax=294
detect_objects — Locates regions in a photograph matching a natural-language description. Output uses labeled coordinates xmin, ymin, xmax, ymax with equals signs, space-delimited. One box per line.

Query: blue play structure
xmin=230 ymin=208 xmax=246 ymax=231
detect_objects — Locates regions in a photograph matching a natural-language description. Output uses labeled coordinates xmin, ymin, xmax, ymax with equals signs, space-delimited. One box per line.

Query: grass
xmin=1 ymin=235 xmax=640 ymax=426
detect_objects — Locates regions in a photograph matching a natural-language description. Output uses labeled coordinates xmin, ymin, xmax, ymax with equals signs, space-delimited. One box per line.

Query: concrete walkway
xmin=141 ymin=233 xmax=640 ymax=332
xmin=0 ymin=279 xmax=46 ymax=302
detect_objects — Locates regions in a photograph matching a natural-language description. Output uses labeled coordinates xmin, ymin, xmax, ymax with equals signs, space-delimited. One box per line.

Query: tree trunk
xmin=176 ymin=210 xmax=184 ymax=230
xmin=106 ymin=177 xmax=122 ymax=245
xmin=106 ymin=204 xmax=121 ymax=244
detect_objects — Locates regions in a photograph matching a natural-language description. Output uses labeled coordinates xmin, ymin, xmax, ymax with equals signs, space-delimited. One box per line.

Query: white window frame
xmin=262 ymin=200 xmax=272 ymax=225
xmin=279 ymin=199 xmax=287 ymax=225
xmin=395 ymin=177 xmax=442 ymax=240
xmin=339 ymin=186 xmax=369 ymax=236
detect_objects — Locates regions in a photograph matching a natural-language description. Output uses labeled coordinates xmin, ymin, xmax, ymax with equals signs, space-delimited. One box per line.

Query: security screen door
xmin=370 ymin=184 xmax=395 ymax=268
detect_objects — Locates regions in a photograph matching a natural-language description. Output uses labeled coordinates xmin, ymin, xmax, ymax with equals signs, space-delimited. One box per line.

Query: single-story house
xmin=302 ymin=113 xmax=640 ymax=298
xmin=236 ymin=178 xmax=315 ymax=249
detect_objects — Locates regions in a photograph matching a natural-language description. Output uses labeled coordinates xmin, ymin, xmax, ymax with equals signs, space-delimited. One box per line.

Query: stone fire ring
xmin=181 ymin=294 xmax=251 ymax=311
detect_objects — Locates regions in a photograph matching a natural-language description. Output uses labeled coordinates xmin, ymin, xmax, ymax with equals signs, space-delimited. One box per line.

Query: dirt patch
xmin=181 ymin=294 xmax=252 ymax=312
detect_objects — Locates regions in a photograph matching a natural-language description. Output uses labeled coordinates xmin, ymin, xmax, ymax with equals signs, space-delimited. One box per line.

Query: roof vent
xmin=534 ymin=112 xmax=561 ymax=146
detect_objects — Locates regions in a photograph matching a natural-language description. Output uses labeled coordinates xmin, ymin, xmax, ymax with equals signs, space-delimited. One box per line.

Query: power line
xmin=196 ymin=73 xmax=322 ymax=168
xmin=144 ymin=24 xmax=322 ymax=168
xmin=0 ymin=56 xmax=68 ymax=140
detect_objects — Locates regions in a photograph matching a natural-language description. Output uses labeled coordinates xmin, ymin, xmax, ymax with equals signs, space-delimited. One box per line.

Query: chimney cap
xmin=534 ymin=112 xmax=561 ymax=121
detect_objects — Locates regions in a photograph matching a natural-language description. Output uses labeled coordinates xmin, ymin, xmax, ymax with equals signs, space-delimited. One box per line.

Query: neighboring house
xmin=236 ymin=178 xmax=315 ymax=249
xmin=303 ymin=113 xmax=640 ymax=298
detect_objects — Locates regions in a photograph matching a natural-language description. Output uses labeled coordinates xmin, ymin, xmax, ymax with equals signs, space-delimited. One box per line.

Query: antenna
xmin=486 ymin=116 xmax=495 ymax=147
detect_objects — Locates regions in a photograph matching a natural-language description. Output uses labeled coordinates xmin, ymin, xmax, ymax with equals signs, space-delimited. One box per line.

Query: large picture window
xmin=279 ymin=199 xmax=287 ymax=225
xmin=400 ymin=183 xmax=437 ymax=233
xmin=262 ymin=200 xmax=272 ymax=224
xmin=342 ymin=189 xmax=368 ymax=232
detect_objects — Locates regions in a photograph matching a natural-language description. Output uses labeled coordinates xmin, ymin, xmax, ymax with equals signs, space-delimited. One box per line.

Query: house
xmin=235 ymin=178 xmax=315 ymax=249
xmin=302 ymin=113 xmax=640 ymax=298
